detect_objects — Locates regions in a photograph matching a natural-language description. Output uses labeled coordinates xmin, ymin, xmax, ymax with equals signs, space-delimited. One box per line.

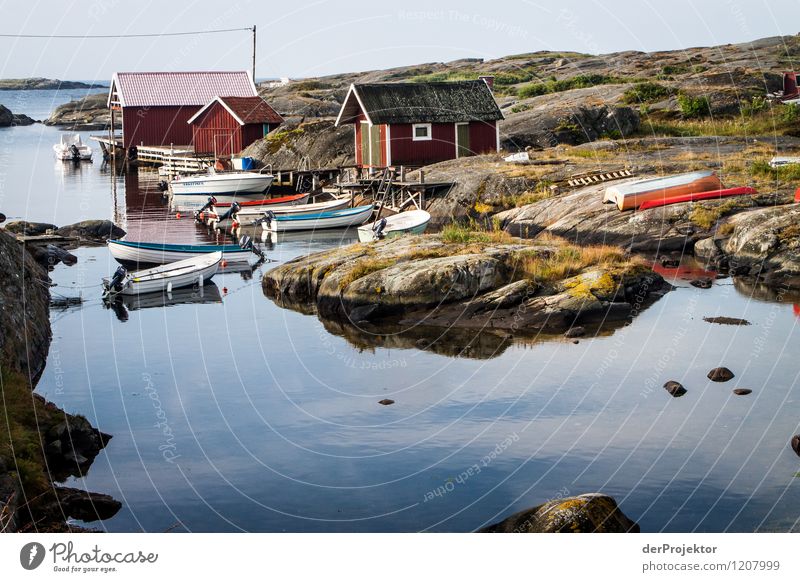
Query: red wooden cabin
xmin=335 ymin=80 xmax=503 ymax=168
xmin=188 ymin=96 xmax=283 ymax=156
xmin=107 ymin=71 xmax=259 ymax=148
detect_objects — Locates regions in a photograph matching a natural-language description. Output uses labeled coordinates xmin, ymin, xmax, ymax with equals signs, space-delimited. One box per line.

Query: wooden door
xmin=369 ymin=124 xmax=382 ymax=166
xmin=360 ymin=121 xmax=370 ymax=166
xmin=456 ymin=123 xmax=471 ymax=158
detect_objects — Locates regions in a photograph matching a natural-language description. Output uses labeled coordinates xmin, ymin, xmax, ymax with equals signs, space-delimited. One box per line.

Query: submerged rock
xmin=733 ymin=388 xmax=752 ymax=395
xmin=703 ymin=316 xmax=751 ymax=325
xmin=3 ymin=220 xmax=57 ymax=236
xmin=479 ymin=493 xmax=639 ymax=533
xmin=51 ymin=487 xmax=121 ymax=522
xmin=690 ymin=277 xmax=713 ymax=289
xmin=564 ymin=326 xmax=586 ymax=338
xmin=664 ymin=380 xmax=687 ymax=397
xmin=707 ymin=367 xmax=735 ymax=382
xmin=792 ymin=435 xmax=800 ymax=457
xmin=378 ymin=399 xmax=395 ymax=406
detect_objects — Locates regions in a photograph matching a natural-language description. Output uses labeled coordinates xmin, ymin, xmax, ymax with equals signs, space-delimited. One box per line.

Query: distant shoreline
xmin=0 ymin=78 xmax=108 ymax=91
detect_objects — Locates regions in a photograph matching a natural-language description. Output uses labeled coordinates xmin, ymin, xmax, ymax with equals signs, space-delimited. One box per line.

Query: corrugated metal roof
xmin=336 ymin=80 xmax=504 ymax=126
xmin=112 ymin=71 xmax=257 ymax=108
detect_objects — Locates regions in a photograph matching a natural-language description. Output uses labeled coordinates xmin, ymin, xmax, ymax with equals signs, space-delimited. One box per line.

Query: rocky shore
xmin=0 ymin=104 xmax=35 ymax=127
xmin=0 ymin=226 xmax=121 ymax=532
xmin=0 ymin=78 xmax=105 ymax=91
xmin=263 ymin=232 xmax=668 ymax=337
xmin=45 ymin=93 xmax=116 ymax=130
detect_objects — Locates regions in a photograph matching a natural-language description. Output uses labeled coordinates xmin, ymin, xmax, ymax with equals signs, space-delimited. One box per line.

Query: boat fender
xmin=373 ymin=217 xmax=388 ymax=239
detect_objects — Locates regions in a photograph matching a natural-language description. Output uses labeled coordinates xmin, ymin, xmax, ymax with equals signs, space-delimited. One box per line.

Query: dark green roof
xmin=336 ymin=80 xmax=503 ymax=125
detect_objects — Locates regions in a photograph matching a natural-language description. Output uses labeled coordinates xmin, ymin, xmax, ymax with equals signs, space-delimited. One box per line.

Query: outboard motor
xmin=260 ymin=210 xmax=275 ymax=231
xmin=239 ymin=234 xmax=253 ymax=251
xmin=105 ymin=265 xmax=128 ymax=295
xmin=216 ymin=201 xmax=240 ymax=223
xmin=373 ymin=217 xmax=388 ymax=239
xmin=69 ymin=143 xmax=81 ymax=161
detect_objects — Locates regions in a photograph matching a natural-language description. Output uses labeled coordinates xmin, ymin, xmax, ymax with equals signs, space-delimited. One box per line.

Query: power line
xmin=0 ymin=27 xmax=253 ymax=39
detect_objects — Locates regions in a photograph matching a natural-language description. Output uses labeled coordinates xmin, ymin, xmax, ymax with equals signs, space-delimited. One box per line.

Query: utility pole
xmin=252 ymin=25 xmax=257 ymax=83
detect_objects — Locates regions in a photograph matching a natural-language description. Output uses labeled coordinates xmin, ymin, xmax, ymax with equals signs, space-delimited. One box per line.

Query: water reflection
xmin=104 ymin=282 xmax=223 ymax=322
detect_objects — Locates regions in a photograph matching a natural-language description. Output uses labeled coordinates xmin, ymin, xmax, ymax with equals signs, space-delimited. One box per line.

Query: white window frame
xmin=412 ymin=123 xmax=432 ymax=141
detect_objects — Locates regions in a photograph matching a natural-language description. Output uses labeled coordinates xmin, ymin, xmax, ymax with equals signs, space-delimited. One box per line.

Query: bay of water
xmin=2 ymin=90 xmax=800 ymax=532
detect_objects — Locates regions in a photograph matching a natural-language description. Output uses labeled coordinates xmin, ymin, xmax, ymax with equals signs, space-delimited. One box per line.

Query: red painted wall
xmin=469 ymin=120 xmax=498 ymax=156
xmin=191 ymin=101 xmax=241 ymax=156
xmin=122 ymin=106 xmax=197 ymax=148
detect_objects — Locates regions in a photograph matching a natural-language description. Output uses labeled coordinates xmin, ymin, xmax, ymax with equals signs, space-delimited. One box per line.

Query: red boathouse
xmin=334 ymin=79 xmax=503 ymax=168
xmin=187 ymin=96 xmax=283 ymax=157
xmin=107 ymin=71 xmax=259 ymax=148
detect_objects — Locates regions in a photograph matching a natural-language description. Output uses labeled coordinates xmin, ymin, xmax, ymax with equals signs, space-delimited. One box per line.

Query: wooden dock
xmin=90 ymin=135 xmax=213 ymax=172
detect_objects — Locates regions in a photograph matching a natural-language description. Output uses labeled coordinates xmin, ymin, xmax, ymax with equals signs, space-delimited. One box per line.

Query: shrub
xmin=622 ymin=82 xmax=671 ymax=104
xmin=677 ymin=93 xmax=711 ymax=118
xmin=740 ymin=96 xmax=769 ymax=117
xmin=781 ymin=102 xmax=800 ymax=123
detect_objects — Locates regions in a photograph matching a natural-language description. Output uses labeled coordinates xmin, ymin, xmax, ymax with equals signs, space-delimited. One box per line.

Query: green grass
xmin=0 ymin=371 xmax=53 ymax=527
xmin=338 ymin=258 xmax=396 ymax=289
xmin=689 ymin=199 xmax=753 ymax=230
xmin=517 ymin=74 xmax=630 ymax=99
xmin=622 ymin=82 xmax=672 ymax=104
xmin=637 ymin=103 xmax=800 ymax=138
xmin=514 ymin=239 xmax=636 ymax=284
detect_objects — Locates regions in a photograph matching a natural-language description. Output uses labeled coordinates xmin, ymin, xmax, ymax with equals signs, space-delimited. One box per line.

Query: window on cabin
xmin=412 ymin=123 xmax=432 ymax=141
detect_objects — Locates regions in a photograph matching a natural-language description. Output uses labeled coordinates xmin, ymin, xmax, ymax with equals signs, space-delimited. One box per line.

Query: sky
xmin=0 ymin=0 xmax=799 ymax=81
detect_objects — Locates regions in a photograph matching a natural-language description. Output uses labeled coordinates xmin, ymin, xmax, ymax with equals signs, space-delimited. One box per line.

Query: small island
xmin=0 ymin=77 xmax=107 ymax=90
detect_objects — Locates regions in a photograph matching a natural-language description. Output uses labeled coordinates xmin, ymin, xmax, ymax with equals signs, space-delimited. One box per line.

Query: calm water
xmin=3 ymin=92 xmax=800 ymax=532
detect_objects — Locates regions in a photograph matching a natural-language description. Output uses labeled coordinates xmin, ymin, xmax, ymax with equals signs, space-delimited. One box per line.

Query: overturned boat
xmin=603 ymin=171 xmax=723 ymax=211
xmin=357 ymin=209 xmax=431 ymax=242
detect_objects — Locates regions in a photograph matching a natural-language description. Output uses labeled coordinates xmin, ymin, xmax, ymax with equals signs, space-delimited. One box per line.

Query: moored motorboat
xmin=261 ymin=204 xmax=374 ymax=232
xmin=169 ymin=168 xmax=274 ymax=198
xmin=108 ymin=239 xmax=257 ymax=266
xmin=207 ymin=193 xmax=309 ymax=209
xmin=603 ymin=171 xmax=723 ymax=211
xmin=357 ymin=209 xmax=431 ymax=242
xmin=102 ymin=251 xmax=222 ymax=297
xmin=53 ymin=134 xmax=93 ymax=161
xmin=207 ymin=197 xmax=351 ymax=228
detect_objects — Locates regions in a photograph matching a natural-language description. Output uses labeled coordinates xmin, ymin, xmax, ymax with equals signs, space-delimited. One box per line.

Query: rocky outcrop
xmin=45 ymin=93 xmax=116 ymax=130
xmin=0 ymin=228 xmax=51 ymax=379
xmin=0 ymin=104 xmax=35 ymax=126
xmin=241 ymin=119 xmax=354 ymax=170
xmin=263 ymin=234 xmax=668 ymax=338
xmin=500 ymin=86 xmax=640 ymax=149
xmin=479 ymin=493 xmax=640 ymax=533
xmin=3 ymin=220 xmax=57 ymax=236
xmin=496 ymin=178 xmax=791 ymax=254
xmin=42 ymin=408 xmax=113 ymax=482
xmin=54 ymin=219 xmax=126 ymax=242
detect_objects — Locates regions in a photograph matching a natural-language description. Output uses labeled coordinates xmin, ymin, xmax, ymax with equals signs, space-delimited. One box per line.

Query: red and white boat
xmin=603 ymin=171 xmax=723 ymax=211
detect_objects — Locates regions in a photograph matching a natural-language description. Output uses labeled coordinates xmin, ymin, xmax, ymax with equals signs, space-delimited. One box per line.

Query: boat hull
xmin=357 ymin=210 xmax=431 ymax=242
xmin=105 ymin=252 xmax=222 ymax=296
xmin=604 ymin=171 xmax=723 ymax=211
xmin=207 ymin=198 xmax=351 ymax=228
xmin=638 ymin=187 xmax=757 ymax=210
xmin=108 ymin=240 xmax=253 ymax=265
xmin=265 ymin=205 xmax=374 ymax=232
xmin=169 ymin=173 xmax=274 ymax=196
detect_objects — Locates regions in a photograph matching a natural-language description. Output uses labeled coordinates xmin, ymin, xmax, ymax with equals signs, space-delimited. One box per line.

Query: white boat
xmin=769 ymin=156 xmax=800 ymax=168
xmin=357 ymin=210 xmax=431 ymax=242
xmin=102 ymin=252 xmax=222 ymax=297
xmin=108 ymin=240 xmax=256 ymax=265
xmin=208 ymin=197 xmax=351 ymax=228
xmin=53 ymin=134 xmax=93 ymax=161
xmin=262 ymin=204 xmax=374 ymax=232
xmin=169 ymin=168 xmax=274 ymax=199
